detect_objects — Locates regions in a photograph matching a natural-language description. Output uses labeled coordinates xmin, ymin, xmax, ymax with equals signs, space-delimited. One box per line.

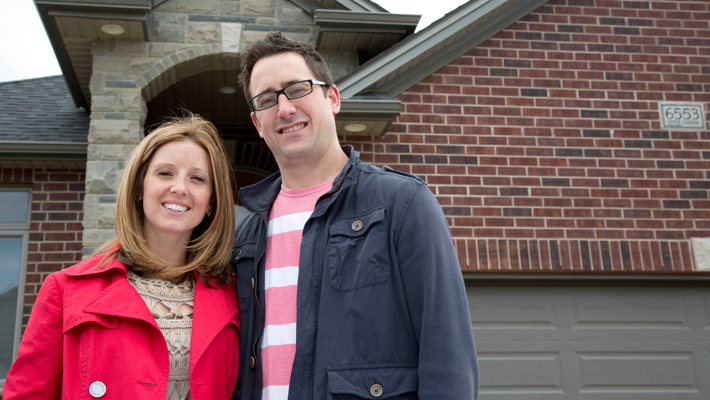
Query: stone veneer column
xmin=83 ymin=41 xmax=150 ymax=256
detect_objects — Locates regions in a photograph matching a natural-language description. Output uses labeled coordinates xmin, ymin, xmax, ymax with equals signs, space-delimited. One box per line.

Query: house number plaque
xmin=659 ymin=102 xmax=705 ymax=130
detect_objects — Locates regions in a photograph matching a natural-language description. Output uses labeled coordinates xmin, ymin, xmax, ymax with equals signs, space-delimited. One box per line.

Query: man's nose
xmin=276 ymin=93 xmax=297 ymax=118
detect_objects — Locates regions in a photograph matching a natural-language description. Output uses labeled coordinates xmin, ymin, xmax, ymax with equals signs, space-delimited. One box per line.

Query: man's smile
xmin=279 ymin=122 xmax=307 ymax=134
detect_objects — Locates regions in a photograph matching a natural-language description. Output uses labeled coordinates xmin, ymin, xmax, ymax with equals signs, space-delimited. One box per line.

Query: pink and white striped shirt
xmin=261 ymin=180 xmax=332 ymax=400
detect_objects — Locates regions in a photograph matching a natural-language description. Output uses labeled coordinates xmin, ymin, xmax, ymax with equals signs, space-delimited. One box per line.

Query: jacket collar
xmin=190 ymin=279 xmax=239 ymax=369
xmin=238 ymin=145 xmax=360 ymax=219
xmin=64 ymin=247 xmax=239 ymax=366
xmin=62 ymin=245 xmax=127 ymax=277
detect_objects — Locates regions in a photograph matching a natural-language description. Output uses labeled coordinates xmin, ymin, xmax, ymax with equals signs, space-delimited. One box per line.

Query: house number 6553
xmin=659 ymin=102 xmax=705 ymax=130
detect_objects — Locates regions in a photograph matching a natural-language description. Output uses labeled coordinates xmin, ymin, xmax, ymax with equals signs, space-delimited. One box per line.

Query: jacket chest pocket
xmin=232 ymin=242 xmax=257 ymax=311
xmin=328 ymin=208 xmax=391 ymax=292
xmin=327 ymin=364 xmax=418 ymax=400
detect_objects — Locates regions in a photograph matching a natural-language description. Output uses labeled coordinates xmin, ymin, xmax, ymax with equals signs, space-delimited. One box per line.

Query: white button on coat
xmin=89 ymin=381 xmax=107 ymax=398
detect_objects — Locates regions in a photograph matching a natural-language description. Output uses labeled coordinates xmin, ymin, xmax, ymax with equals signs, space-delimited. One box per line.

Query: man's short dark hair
xmin=238 ymin=31 xmax=334 ymax=105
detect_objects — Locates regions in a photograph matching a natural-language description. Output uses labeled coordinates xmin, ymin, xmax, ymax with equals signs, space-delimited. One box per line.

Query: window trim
xmin=0 ymin=187 xmax=32 ymax=388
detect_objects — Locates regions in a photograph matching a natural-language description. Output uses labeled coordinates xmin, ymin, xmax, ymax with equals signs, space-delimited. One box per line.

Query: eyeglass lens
xmin=253 ymin=81 xmax=313 ymax=110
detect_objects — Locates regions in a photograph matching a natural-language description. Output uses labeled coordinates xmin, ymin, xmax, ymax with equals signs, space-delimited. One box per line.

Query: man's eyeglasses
xmin=249 ymin=79 xmax=328 ymax=111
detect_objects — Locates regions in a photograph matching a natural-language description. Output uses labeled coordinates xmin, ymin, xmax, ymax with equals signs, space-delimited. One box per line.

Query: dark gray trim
xmin=47 ymin=9 xmax=150 ymax=20
xmin=34 ymin=4 xmax=88 ymax=109
xmin=463 ymin=272 xmax=710 ymax=287
xmin=0 ymin=142 xmax=88 ymax=161
xmin=338 ymin=0 xmax=549 ymax=98
xmin=315 ymin=10 xmax=419 ymax=32
xmin=337 ymin=98 xmax=401 ymax=120
xmin=36 ymin=0 xmax=150 ymax=10
xmin=288 ymin=0 xmax=323 ymax=16
xmin=335 ymin=0 xmax=388 ymax=13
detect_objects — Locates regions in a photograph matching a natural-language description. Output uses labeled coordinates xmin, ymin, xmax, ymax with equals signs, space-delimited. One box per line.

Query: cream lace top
xmin=127 ymin=271 xmax=194 ymax=400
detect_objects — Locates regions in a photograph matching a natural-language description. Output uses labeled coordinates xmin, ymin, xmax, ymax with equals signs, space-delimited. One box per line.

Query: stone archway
xmin=82 ymin=39 xmax=278 ymax=253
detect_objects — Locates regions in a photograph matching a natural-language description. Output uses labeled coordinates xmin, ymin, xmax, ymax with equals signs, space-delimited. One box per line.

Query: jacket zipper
xmin=252 ymin=211 xmax=267 ymax=400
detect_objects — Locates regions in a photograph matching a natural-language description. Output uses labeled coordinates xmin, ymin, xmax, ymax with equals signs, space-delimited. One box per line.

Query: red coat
xmin=3 ymin=252 xmax=239 ymax=399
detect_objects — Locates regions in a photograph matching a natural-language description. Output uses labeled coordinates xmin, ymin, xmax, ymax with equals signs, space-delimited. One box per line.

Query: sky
xmin=0 ymin=0 xmax=469 ymax=83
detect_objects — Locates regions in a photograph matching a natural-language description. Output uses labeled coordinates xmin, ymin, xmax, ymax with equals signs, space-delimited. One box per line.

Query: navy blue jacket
xmin=231 ymin=146 xmax=478 ymax=399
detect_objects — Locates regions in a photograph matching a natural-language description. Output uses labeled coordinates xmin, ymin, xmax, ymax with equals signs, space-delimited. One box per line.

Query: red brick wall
xmin=0 ymin=168 xmax=84 ymax=329
xmin=342 ymin=0 xmax=710 ymax=273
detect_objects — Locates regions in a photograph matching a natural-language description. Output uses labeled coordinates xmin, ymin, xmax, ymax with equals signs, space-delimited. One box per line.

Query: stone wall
xmin=83 ymin=0 xmax=317 ymax=254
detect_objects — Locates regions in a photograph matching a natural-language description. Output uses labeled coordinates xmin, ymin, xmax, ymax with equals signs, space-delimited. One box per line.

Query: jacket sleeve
xmin=3 ymin=273 xmax=64 ymax=399
xmin=395 ymin=184 xmax=479 ymax=399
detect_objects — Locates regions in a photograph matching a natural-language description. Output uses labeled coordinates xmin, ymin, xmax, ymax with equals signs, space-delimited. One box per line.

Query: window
xmin=0 ymin=188 xmax=31 ymax=385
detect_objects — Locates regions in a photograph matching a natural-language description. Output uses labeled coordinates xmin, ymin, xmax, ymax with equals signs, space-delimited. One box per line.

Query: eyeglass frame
xmin=249 ymin=79 xmax=329 ymax=111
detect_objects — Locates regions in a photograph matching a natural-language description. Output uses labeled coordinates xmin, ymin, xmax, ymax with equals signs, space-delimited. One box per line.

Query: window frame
xmin=0 ymin=186 xmax=32 ymax=388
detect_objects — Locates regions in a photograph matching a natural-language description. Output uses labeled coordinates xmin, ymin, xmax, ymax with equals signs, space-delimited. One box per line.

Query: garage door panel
xmin=576 ymin=352 xmax=697 ymax=392
xmin=468 ymin=285 xmax=710 ymax=399
xmin=468 ymin=287 xmax=557 ymax=328
xmin=570 ymin=289 xmax=688 ymax=328
xmin=478 ymin=352 xmax=563 ymax=394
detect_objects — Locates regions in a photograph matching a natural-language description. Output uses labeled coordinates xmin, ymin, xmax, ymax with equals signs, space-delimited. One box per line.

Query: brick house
xmin=2 ymin=0 xmax=709 ymax=397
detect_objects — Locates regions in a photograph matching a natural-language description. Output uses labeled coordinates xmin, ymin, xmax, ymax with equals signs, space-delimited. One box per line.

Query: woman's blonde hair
xmin=96 ymin=114 xmax=236 ymax=284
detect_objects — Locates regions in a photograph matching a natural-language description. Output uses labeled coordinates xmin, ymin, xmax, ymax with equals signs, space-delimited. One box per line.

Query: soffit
xmin=34 ymin=0 xmax=151 ymax=109
xmin=314 ymin=10 xmax=419 ymax=62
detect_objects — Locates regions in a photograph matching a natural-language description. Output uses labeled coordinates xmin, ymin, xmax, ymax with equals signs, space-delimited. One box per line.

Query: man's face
xmin=249 ymin=52 xmax=340 ymax=167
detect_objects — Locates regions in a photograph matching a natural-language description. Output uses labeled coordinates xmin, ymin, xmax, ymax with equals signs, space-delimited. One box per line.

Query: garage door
xmin=467 ymin=280 xmax=710 ymax=399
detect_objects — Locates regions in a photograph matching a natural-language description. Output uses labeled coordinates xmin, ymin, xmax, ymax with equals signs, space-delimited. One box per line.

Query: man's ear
xmin=328 ymin=84 xmax=340 ymax=115
xmin=251 ymin=111 xmax=264 ymax=138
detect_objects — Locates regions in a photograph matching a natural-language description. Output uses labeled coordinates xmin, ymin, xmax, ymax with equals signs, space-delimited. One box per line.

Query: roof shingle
xmin=0 ymin=75 xmax=89 ymax=143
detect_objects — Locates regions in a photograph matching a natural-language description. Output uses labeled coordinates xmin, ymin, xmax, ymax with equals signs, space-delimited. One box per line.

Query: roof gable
xmin=338 ymin=0 xmax=550 ymax=98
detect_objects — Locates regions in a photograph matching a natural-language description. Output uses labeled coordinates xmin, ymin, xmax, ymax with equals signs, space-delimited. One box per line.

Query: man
xmin=231 ymin=31 xmax=478 ymax=400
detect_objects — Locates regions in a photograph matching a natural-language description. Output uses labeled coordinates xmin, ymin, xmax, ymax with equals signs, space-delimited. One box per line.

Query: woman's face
xmin=141 ymin=139 xmax=213 ymax=245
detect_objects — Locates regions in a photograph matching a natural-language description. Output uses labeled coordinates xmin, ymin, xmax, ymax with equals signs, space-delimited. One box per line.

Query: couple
xmin=4 ymin=32 xmax=478 ymax=399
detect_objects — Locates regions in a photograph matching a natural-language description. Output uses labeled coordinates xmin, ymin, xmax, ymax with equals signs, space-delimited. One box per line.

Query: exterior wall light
xmin=101 ymin=24 xmax=125 ymax=35
xmin=344 ymin=123 xmax=367 ymax=132
xmin=219 ymin=86 xmax=237 ymax=94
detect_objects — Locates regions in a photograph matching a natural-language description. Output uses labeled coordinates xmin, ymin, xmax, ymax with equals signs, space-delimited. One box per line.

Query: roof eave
xmin=315 ymin=9 xmax=420 ymax=29
xmin=335 ymin=97 xmax=401 ymax=137
xmin=337 ymin=0 xmax=550 ymax=98
xmin=288 ymin=0 xmax=323 ymax=16
xmin=33 ymin=0 xmax=152 ymax=110
xmin=335 ymin=0 xmax=388 ymax=13
xmin=0 ymin=141 xmax=88 ymax=161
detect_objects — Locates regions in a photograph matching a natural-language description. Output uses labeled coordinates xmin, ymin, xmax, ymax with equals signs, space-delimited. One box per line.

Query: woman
xmin=3 ymin=115 xmax=239 ymax=399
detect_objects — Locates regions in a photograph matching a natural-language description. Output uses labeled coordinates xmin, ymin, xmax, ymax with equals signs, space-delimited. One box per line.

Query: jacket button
xmin=370 ymin=384 xmax=383 ymax=397
xmin=250 ymin=356 xmax=255 ymax=368
xmin=89 ymin=381 xmax=107 ymax=398
xmin=251 ymin=278 xmax=255 ymax=290
xmin=351 ymin=220 xmax=363 ymax=231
